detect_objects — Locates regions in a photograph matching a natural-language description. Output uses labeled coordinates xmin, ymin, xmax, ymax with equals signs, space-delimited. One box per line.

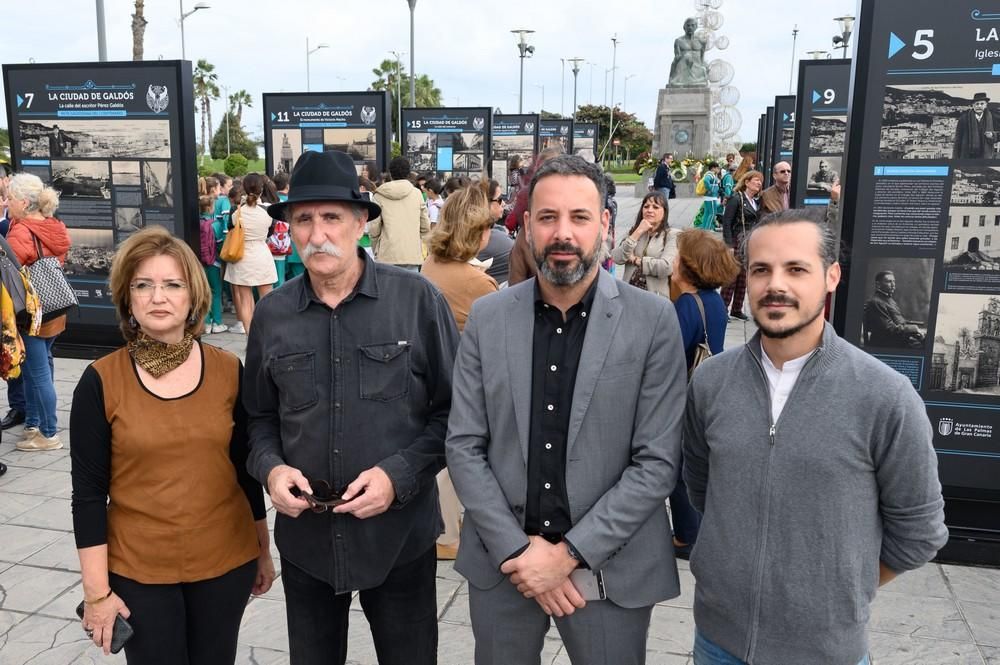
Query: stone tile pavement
xmin=0 ymin=195 xmax=998 ymax=664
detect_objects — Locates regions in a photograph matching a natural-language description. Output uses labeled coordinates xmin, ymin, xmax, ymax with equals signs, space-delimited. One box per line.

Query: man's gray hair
xmin=739 ymin=208 xmax=841 ymax=270
xmin=528 ymin=155 xmax=608 ymax=208
xmin=284 ymin=201 xmax=366 ymax=223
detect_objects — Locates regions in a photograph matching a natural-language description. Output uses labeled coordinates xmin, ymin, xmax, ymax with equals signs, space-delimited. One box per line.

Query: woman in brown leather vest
xmin=70 ymin=227 xmax=274 ymax=663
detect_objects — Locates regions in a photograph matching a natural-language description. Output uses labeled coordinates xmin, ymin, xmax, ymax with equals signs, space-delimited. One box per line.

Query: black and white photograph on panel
xmin=453 ymin=132 xmax=485 ymax=152
xmin=323 ymin=128 xmax=378 ymax=161
xmin=452 ymin=153 xmax=483 ymax=172
xmin=809 ymin=115 xmax=847 ymax=153
xmin=859 ymin=257 xmax=934 ymax=350
xmin=17 ymin=119 xmax=171 ymax=159
xmin=111 ymin=161 xmax=141 ymax=187
xmin=805 ymin=156 xmax=841 ymax=199
xmin=64 ymin=228 xmax=115 ymax=276
xmin=541 ymin=135 xmax=569 ymax=152
xmin=492 ymin=134 xmax=533 ymax=157
xmin=880 ymin=84 xmax=1000 ymax=160
xmin=781 ymin=126 xmax=795 ymax=153
xmin=945 ymin=167 xmax=1000 ymax=270
xmin=50 ymin=160 xmax=111 ymax=199
xmin=271 ymin=130 xmax=302 ymax=175
xmin=929 ymin=294 xmax=1000 ymax=395
xmin=406 ymin=133 xmax=436 ymax=153
xmin=411 ymin=154 xmax=435 ymax=172
xmin=114 ymin=207 xmax=143 ymax=233
xmin=142 ymin=161 xmax=173 ymax=208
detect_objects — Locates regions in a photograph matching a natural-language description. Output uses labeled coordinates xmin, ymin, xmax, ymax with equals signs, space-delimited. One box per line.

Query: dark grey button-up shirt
xmin=245 ymin=250 xmax=459 ymax=592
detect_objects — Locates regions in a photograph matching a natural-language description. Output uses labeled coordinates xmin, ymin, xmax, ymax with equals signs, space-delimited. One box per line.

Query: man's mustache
xmin=544 ymin=241 xmax=583 ymax=260
xmin=758 ymin=294 xmax=799 ymax=307
xmin=301 ymin=241 xmax=343 ymax=260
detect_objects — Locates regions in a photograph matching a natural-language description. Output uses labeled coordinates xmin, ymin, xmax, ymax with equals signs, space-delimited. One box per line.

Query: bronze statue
xmin=669 ymin=17 xmax=709 ymax=87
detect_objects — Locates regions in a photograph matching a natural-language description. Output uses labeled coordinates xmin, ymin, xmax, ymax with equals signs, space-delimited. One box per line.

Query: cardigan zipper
xmin=742 ymin=343 xmax=823 ymax=662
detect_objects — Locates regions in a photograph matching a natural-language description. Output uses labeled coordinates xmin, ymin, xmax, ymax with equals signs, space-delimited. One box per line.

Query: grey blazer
xmin=446 ymin=270 xmax=687 ymax=608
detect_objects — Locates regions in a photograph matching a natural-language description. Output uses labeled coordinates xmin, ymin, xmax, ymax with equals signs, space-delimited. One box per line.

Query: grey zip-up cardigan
xmin=683 ymin=323 xmax=947 ymax=665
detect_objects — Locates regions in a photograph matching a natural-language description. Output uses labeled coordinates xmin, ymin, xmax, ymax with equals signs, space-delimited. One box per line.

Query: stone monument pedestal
xmin=652 ymin=86 xmax=713 ymax=159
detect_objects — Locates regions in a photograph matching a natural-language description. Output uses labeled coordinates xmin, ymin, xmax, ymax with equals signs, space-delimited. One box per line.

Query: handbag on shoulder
xmin=689 ymin=293 xmax=713 ymax=380
xmin=219 ymin=206 xmax=245 ymax=263
xmin=0 ymin=240 xmax=41 ymax=335
xmin=26 ymin=231 xmax=78 ymax=322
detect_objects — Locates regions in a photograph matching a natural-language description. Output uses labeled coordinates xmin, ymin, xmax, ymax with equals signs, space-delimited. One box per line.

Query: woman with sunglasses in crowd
xmin=70 ymin=227 xmax=274 ymax=663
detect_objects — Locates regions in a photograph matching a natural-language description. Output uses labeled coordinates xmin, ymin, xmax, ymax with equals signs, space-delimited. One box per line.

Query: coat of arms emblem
xmin=472 ymin=117 xmax=485 ymax=130
xmin=360 ymin=106 xmax=376 ymax=125
xmin=145 ymin=85 xmax=169 ymax=113
xmin=938 ymin=418 xmax=953 ymax=436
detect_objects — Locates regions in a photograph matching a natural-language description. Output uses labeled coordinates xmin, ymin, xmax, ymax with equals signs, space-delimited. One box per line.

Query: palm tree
xmin=371 ymin=60 xmax=443 ymax=136
xmin=228 ymin=89 xmax=253 ymax=125
xmin=131 ymin=0 xmax=147 ymax=61
xmin=193 ymin=60 xmax=219 ymax=155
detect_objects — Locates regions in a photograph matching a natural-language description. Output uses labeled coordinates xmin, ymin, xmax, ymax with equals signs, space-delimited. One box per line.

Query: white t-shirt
xmin=761 ymin=348 xmax=815 ymax=423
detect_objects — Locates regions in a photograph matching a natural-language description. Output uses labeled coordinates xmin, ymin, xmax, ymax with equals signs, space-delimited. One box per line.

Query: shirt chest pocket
xmin=359 ymin=342 xmax=410 ymax=402
xmin=271 ymin=352 xmax=318 ymax=411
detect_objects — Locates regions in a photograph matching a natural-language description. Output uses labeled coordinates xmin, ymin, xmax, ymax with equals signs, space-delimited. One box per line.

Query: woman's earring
xmin=128 ymin=314 xmax=138 ymax=328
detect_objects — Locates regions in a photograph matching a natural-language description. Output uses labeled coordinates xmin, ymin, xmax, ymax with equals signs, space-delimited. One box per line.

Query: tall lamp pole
xmin=179 ymin=1 xmax=209 ymax=60
xmin=306 ymin=37 xmax=329 ymax=92
xmin=511 ymin=29 xmax=535 ymax=114
xmin=95 ymin=0 xmax=108 ymax=61
xmin=608 ymin=35 xmax=618 ymax=157
xmin=623 ymin=73 xmax=636 ymax=112
xmin=222 ymin=84 xmax=231 ymax=156
xmin=407 ymin=0 xmax=417 ymax=105
xmin=390 ymin=50 xmax=405 ymax=141
xmin=560 ymin=58 xmax=566 ymax=116
xmin=833 ymin=15 xmax=855 ymax=59
xmin=568 ymin=57 xmax=584 ymax=120
xmin=534 ymin=84 xmax=545 ymax=113
xmin=788 ymin=24 xmax=799 ymax=94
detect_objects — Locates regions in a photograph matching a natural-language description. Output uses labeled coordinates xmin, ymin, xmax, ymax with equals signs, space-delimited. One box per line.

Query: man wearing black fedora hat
xmin=244 ymin=149 xmax=459 ymax=665
xmin=954 ymin=91 xmax=997 ymax=159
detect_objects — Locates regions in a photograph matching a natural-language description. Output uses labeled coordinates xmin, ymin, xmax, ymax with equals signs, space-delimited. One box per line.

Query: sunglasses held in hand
xmin=291 ymin=480 xmax=363 ymax=513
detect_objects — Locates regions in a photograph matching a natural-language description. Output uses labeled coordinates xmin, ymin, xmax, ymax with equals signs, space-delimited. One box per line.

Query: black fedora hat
xmin=267 ymin=150 xmax=381 ymax=221
xmin=973 ymin=92 xmax=991 ymax=103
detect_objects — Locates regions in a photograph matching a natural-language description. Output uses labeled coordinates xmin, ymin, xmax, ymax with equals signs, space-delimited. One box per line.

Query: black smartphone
xmin=76 ymin=600 xmax=134 ymax=654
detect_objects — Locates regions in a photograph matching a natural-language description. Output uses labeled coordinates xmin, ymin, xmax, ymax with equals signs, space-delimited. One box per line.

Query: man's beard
xmin=530 ymin=232 xmax=603 ymax=286
xmin=753 ymin=292 xmax=826 ymax=340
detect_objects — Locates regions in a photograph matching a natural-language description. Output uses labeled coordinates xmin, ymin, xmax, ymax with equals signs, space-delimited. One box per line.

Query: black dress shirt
xmin=244 ymin=249 xmax=459 ymax=593
xmin=525 ymin=278 xmax=598 ymax=539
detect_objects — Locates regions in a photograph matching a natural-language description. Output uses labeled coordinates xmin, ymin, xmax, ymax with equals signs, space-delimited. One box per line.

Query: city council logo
xmin=145 ymin=85 xmax=169 ymax=113
xmin=525 ymin=122 xmax=535 ymax=132
xmin=472 ymin=117 xmax=485 ymax=130
xmin=938 ymin=418 xmax=954 ymax=436
xmin=360 ymin=106 xmax=376 ymax=125
xmin=559 ymin=125 xmax=569 ymax=135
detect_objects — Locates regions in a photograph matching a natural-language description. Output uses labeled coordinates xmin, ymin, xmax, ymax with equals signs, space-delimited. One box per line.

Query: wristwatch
xmin=565 ymin=540 xmax=589 ymax=569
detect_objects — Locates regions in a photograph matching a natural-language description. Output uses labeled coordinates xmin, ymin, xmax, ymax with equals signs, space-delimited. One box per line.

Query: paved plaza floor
xmin=1 ymin=194 xmax=999 ymax=664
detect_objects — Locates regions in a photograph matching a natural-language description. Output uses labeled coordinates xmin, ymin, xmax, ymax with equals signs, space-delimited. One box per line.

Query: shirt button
xmin=333 ymin=449 xmax=340 ymax=455
xmin=335 ymin=402 xmax=341 ymax=409
xmin=550 ymin=365 xmax=557 ymax=372
xmin=545 ymin=443 xmax=552 ymax=450
xmin=547 ymin=404 xmax=554 ymax=411
xmin=556 ymin=327 xmax=563 ymax=334
xmin=581 ymin=311 xmax=587 ymax=318
xmin=543 ymin=520 xmax=551 ymax=527
xmin=335 ymin=357 xmax=341 ymax=364
xmin=544 ymin=482 xmax=551 ymax=489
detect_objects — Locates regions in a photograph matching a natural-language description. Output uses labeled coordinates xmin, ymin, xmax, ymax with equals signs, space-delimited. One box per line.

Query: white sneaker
xmin=17 ymin=431 xmax=62 ymax=451
xmin=21 ymin=426 xmax=39 ymax=442
xmin=210 ymin=323 xmax=230 ymax=334
xmin=230 ymin=322 xmax=246 ymax=334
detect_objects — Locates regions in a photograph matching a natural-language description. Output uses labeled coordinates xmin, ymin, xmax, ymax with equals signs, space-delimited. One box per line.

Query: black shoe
xmin=730 ymin=312 xmax=750 ymax=321
xmin=1 ymin=409 xmax=24 ymax=430
xmin=0 ymin=462 xmax=7 ymax=477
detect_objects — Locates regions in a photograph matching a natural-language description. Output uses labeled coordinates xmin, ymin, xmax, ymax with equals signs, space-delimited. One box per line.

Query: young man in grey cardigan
xmin=683 ymin=209 xmax=948 ymax=665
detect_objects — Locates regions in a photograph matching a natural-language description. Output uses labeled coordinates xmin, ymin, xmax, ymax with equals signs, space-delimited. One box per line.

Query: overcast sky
xmin=0 ymin=0 xmax=857 ymax=146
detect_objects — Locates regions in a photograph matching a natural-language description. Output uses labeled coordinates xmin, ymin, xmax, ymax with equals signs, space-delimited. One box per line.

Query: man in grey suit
xmin=446 ymin=155 xmax=688 ymax=665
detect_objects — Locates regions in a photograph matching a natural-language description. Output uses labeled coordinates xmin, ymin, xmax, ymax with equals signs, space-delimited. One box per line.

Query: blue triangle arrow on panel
xmin=783 ymin=113 xmax=789 ymax=122
xmin=271 ymin=112 xmax=276 ymax=121
xmin=888 ymin=32 xmax=906 ymax=59
xmin=812 ymin=90 xmax=821 ymax=104
xmin=16 ymin=94 xmax=23 ymax=107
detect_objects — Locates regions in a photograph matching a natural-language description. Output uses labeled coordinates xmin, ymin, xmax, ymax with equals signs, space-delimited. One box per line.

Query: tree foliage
xmin=370 ymin=59 xmax=443 ymax=137
xmin=210 ymin=112 xmax=257 ymax=161
xmin=228 ymin=89 xmax=253 ymax=125
xmin=193 ymin=59 xmax=220 ymax=155
xmin=223 ymin=153 xmax=249 ymax=178
xmin=573 ymin=104 xmax=652 ymax=161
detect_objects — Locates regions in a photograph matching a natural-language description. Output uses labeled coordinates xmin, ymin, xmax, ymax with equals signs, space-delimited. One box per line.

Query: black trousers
xmin=281 ymin=546 xmax=438 ymax=665
xmin=109 ymin=559 xmax=256 ymax=665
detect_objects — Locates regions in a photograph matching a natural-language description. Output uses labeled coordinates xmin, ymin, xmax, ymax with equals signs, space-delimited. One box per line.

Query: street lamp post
xmin=305 ymin=37 xmax=329 ymax=92
xmin=607 ymin=35 xmax=618 ymax=160
xmin=511 ymin=29 xmax=535 ymax=114
xmin=407 ymin=0 xmax=417 ymax=105
xmin=588 ymin=62 xmax=596 ymax=105
xmin=95 ymin=0 xmax=107 ymax=61
xmin=623 ymin=73 xmax=636 ymax=112
xmin=179 ymin=1 xmax=209 ymax=60
xmin=568 ymin=57 xmax=583 ymax=120
xmin=789 ymin=24 xmax=799 ymax=94
xmin=390 ymin=50 xmax=405 ymax=141
xmin=833 ymin=15 xmax=855 ymax=59
xmin=560 ymin=58 xmax=565 ymax=117
xmin=534 ymin=84 xmax=545 ymax=113
xmin=222 ymin=85 xmax=231 ymax=156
